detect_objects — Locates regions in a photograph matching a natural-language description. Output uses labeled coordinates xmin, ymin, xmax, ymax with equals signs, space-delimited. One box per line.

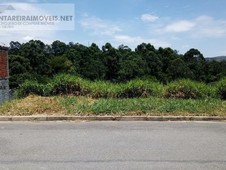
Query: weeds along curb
xmin=0 ymin=116 xmax=226 ymax=121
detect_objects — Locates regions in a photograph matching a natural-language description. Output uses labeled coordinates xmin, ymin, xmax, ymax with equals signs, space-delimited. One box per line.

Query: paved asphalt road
xmin=0 ymin=121 xmax=226 ymax=170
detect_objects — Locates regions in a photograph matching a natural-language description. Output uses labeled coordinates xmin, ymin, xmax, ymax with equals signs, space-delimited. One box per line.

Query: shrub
xmin=164 ymin=79 xmax=215 ymax=99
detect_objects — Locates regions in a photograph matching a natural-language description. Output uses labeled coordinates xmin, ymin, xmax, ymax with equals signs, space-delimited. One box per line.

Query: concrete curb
xmin=0 ymin=116 xmax=226 ymax=121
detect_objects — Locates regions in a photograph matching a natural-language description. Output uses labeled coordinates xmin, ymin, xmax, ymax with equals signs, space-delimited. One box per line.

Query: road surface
xmin=0 ymin=121 xmax=226 ymax=170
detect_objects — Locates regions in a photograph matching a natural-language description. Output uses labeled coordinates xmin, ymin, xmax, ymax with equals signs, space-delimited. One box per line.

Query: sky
xmin=1 ymin=0 xmax=226 ymax=57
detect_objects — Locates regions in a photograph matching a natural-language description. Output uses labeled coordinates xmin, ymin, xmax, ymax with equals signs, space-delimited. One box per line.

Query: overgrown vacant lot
xmin=1 ymin=74 xmax=226 ymax=116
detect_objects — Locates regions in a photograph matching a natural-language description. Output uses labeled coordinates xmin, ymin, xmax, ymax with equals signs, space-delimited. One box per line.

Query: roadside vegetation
xmin=0 ymin=75 xmax=226 ymax=116
xmin=16 ymin=74 xmax=164 ymax=98
xmin=16 ymin=74 xmax=226 ymax=100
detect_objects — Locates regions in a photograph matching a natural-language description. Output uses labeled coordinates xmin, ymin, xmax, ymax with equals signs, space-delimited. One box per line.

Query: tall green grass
xmin=216 ymin=78 xmax=226 ymax=100
xmin=17 ymin=74 xmax=226 ymax=100
xmin=17 ymin=74 xmax=164 ymax=99
xmin=16 ymin=80 xmax=52 ymax=97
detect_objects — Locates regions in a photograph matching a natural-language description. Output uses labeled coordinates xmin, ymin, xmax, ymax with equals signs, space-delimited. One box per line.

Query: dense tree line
xmin=8 ymin=40 xmax=226 ymax=89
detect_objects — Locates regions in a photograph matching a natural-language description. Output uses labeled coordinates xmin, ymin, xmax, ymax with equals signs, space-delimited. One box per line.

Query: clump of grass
xmin=216 ymin=77 xmax=226 ymax=100
xmin=17 ymin=80 xmax=52 ymax=97
xmin=164 ymin=79 xmax=216 ymax=99
xmin=87 ymin=81 xmax=115 ymax=98
xmin=50 ymin=74 xmax=91 ymax=96
xmin=114 ymin=79 xmax=164 ymax=98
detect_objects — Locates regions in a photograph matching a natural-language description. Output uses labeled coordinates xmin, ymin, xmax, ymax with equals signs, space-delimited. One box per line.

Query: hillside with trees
xmin=8 ymin=40 xmax=226 ymax=89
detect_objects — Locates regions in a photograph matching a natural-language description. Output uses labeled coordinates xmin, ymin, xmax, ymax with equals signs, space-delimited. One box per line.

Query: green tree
xmin=20 ymin=40 xmax=51 ymax=75
xmin=9 ymin=55 xmax=32 ymax=88
xmin=183 ymin=48 xmax=205 ymax=62
xmin=102 ymin=43 xmax=120 ymax=81
xmin=205 ymin=60 xmax=226 ymax=82
xmin=157 ymin=47 xmax=180 ymax=82
xmin=118 ymin=52 xmax=145 ymax=81
xmin=183 ymin=48 xmax=206 ymax=81
xmin=50 ymin=56 xmax=74 ymax=74
xmin=80 ymin=43 xmax=106 ymax=80
xmin=135 ymin=43 xmax=163 ymax=81
xmin=51 ymin=40 xmax=68 ymax=56
xmin=167 ymin=58 xmax=193 ymax=80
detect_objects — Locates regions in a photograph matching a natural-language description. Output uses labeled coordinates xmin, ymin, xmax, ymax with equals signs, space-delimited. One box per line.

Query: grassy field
xmin=0 ymin=95 xmax=226 ymax=116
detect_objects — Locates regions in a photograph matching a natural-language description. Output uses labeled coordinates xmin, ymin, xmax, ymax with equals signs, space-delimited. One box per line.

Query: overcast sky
xmin=1 ymin=0 xmax=226 ymax=57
